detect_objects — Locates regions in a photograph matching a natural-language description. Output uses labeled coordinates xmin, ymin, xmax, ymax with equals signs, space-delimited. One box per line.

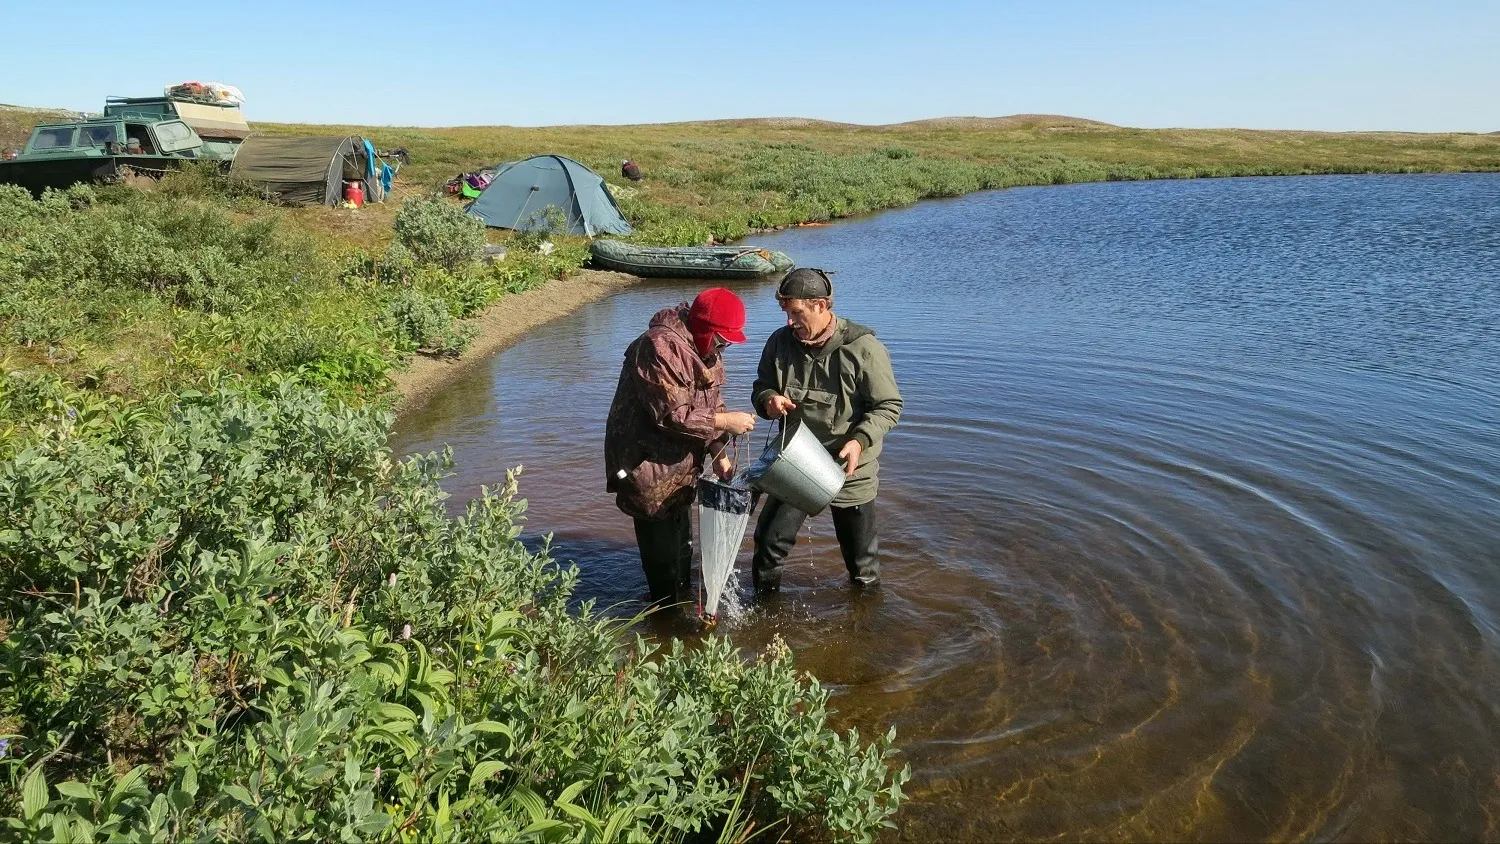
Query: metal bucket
xmin=745 ymin=418 xmax=846 ymax=515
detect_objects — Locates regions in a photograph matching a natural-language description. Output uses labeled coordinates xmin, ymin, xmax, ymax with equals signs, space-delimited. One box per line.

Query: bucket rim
xmin=765 ymin=415 xmax=811 ymax=456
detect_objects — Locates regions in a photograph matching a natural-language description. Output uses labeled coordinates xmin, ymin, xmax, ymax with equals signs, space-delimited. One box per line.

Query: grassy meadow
xmin=265 ymin=113 xmax=1500 ymax=247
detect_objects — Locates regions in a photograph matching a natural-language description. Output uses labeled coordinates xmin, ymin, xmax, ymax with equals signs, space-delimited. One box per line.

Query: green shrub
xmin=378 ymin=241 xmax=419 ymax=283
xmin=485 ymin=255 xmax=547 ymax=296
xmin=0 ymin=186 xmax=322 ymax=316
xmin=0 ymin=382 xmax=908 ymax=841
xmin=0 ymin=281 xmax=89 ymax=347
xmin=0 ymin=180 xmax=587 ymax=419
xmin=343 ymin=243 xmax=423 ymax=287
xmin=623 ymin=212 xmax=713 ymax=248
xmin=392 ymin=195 xmax=486 ymax=272
xmin=0 ymin=185 xmax=415 ymax=409
xmin=411 ymin=266 xmax=498 ymax=319
xmin=539 ymin=240 xmax=589 ymax=282
xmin=510 ymin=205 xmax=569 ymax=254
xmin=381 ymin=288 xmax=476 ymax=357
xmin=156 ymin=160 xmax=265 ymax=202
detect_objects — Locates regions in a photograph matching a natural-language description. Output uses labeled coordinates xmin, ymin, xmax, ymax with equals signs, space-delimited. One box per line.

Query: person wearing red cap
xmin=605 ymin=288 xmax=757 ymax=611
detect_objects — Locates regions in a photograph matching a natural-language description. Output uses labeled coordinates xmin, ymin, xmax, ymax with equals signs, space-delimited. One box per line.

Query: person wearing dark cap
xmin=606 ymin=288 xmax=758 ymax=610
xmin=750 ymin=268 xmax=903 ymax=591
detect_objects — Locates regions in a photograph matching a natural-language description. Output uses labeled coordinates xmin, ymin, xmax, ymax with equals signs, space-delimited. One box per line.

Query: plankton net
xmin=697 ymin=449 xmax=753 ymax=621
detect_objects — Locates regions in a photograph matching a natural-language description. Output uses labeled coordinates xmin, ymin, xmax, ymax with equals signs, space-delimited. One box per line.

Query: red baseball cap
xmin=688 ymin=288 xmax=747 ymax=345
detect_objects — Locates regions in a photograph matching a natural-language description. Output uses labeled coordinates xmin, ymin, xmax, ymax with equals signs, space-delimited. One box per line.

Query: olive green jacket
xmin=751 ymin=316 xmax=902 ymax=507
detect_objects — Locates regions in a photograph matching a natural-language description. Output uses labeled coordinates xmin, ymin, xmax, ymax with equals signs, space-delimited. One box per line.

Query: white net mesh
xmin=697 ymin=476 xmax=752 ymax=619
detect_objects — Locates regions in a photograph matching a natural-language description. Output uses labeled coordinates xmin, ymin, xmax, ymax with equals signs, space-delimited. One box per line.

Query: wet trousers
xmin=751 ymin=496 xmax=880 ymax=590
xmin=633 ymin=507 xmax=692 ymax=608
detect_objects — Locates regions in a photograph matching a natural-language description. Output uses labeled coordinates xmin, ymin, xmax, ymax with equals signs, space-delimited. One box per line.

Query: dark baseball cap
xmin=777 ymin=268 xmax=833 ymax=299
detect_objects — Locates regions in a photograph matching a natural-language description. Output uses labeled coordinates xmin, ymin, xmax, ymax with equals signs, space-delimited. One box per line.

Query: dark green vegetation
xmin=0 ymin=175 xmax=582 ymax=440
xmin=0 ymin=383 xmax=906 ymax=840
xmin=3 ymin=109 xmax=1499 ymax=839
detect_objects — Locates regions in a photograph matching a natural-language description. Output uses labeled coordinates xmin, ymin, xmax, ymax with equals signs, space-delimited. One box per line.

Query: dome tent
xmin=466 ymin=154 xmax=633 ymax=236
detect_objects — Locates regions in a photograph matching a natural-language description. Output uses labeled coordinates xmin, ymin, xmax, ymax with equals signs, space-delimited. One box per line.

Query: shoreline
xmin=388 ymin=268 xmax=645 ymax=418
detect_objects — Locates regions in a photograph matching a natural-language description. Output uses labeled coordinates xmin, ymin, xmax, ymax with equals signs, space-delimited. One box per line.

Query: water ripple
xmin=394 ymin=173 xmax=1500 ymax=841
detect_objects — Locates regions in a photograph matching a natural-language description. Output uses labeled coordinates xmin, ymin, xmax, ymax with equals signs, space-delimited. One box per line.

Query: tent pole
xmin=512 ymin=186 xmax=539 ymax=230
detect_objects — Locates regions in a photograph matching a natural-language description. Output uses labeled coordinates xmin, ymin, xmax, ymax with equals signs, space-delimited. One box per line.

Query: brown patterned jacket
xmin=605 ymin=305 xmax=728 ymax=520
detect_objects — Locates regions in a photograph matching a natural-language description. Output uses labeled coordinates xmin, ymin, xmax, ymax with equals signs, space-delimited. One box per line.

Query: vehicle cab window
xmin=31 ymin=127 xmax=77 ymax=150
xmin=153 ymin=121 xmax=200 ymax=154
xmin=124 ymin=124 xmax=157 ymax=155
xmin=78 ymin=124 xmax=121 ymax=148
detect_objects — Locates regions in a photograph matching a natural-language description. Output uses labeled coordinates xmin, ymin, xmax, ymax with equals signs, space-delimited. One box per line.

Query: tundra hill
xmin=240 ymin=113 xmax=1500 ymax=195
xmin=3 ymin=106 xmax=1497 ymax=255
xmin=890 ymin=114 xmax=1117 ymax=129
xmin=0 ymin=104 xmax=75 ymax=150
xmin=4 ymin=105 xmax=1498 ymax=192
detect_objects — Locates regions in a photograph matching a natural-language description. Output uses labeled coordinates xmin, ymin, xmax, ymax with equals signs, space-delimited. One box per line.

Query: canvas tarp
xmin=172 ymin=101 xmax=252 ymax=140
xmin=103 ymin=97 xmax=252 ymax=140
xmin=466 ymin=154 xmax=632 ymax=236
xmin=230 ymin=135 xmax=368 ymax=206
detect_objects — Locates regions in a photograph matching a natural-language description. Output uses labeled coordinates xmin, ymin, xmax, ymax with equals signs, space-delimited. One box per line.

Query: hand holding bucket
xmin=836 ymin=439 xmax=863 ymax=478
xmin=764 ymin=394 xmax=797 ymax=419
xmin=744 ymin=417 xmax=847 ymax=516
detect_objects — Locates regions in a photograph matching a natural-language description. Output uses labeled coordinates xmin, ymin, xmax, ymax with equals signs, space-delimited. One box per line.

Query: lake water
xmin=391 ymin=173 xmax=1500 ymax=841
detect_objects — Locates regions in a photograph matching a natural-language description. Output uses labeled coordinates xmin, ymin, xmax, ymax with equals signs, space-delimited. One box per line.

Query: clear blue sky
xmin=2 ymin=0 xmax=1496 ymax=132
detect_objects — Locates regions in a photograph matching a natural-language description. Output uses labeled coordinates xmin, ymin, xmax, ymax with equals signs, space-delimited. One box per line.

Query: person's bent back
xmin=604 ymin=288 xmax=757 ymax=610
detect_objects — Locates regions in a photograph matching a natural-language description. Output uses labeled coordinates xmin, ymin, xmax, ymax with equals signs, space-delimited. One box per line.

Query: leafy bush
xmin=375 ymin=242 xmax=419 ymax=284
xmin=155 ymin=160 xmax=265 ymax=203
xmin=0 ymin=382 xmax=908 ymax=841
xmin=0 ymin=184 xmax=324 ymax=317
xmin=617 ymin=196 xmax=713 ymax=247
xmin=0 ymin=281 xmax=89 ymax=347
xmin=485 ymin=255 xmax=549 ymax=296
xmin=0 ymin=185 xmax=420 ymax=412
xmin=392 ymin=195 xmax=486 ymax=272
xmin=510 ymin=205 xmax=569 ymax=254
xmin=381 ymin=288 xmax=477 ymax=357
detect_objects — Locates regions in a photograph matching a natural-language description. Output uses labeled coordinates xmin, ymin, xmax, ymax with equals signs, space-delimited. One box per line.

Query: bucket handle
xmin=706 ymin=411 xmax=788 ymax=479
xmin=738 ymin=419 xmax=788 ymax=516
xmin=761 ymin=417 xmax=787 ymax=454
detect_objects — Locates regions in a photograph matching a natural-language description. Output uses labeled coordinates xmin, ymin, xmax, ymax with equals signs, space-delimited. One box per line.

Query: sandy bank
xmin=389 ymin=268 xmax=643 ymax=417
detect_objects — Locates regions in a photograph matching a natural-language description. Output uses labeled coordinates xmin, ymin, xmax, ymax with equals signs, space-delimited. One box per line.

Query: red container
xmin=343 ymin=181 xmax=364 ymax=208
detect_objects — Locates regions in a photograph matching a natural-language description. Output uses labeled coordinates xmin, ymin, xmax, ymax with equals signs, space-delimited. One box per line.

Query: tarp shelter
xmin=466 ymin=154 xmax=632 ymax=236
xmin=230 ymin=135 xmax=382 ymax=206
